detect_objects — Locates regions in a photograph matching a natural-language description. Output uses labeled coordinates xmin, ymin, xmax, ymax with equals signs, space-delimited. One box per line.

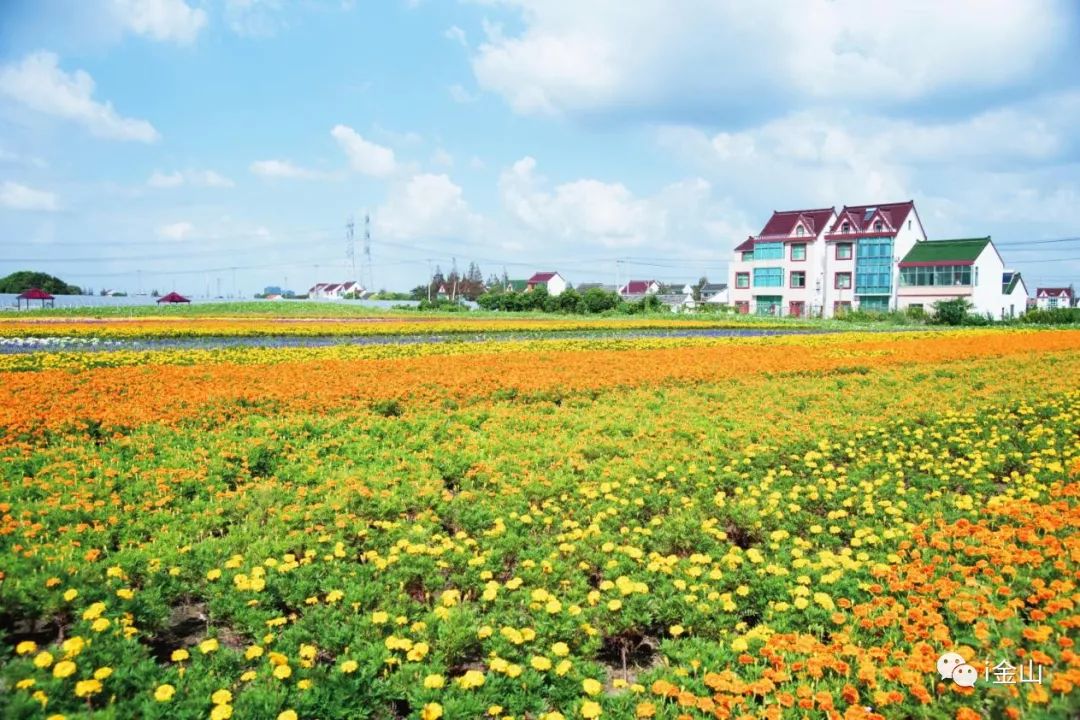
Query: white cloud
xmin=224 ymin=0 xmax=284 ymax=37
xmin=0 ymin=52 xmax=159 ymax=142
xmin=445 ymin=25 xmax=468 ymax=46
xmin=448 ymin=84 xmax=475 ymax=104
xmin=157 ymin=220 xmax=193 ymax=239
xmin=148 ymin=169 xmax=235 ymax=188
xmin=330 ymin=125 xmax=397 ymax=177
xmin=0 ymin=181 xmax=59 ymax=212
xmin=471 ymin=1 xmax=1070 ymax=119
xmin=498 ymin=156 xmax=746 ymax=251
xmin=110 ymin=0 xmax=207 ymax=44
xmin=375 ymin=173 xmax=481 ymax=240
xmin=249 ymin=159 xmax=325 ymax=180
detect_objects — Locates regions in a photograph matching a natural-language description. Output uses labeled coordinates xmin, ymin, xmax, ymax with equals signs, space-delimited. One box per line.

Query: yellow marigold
xmin=273 ymin=664 xmax=293 ymax=680
xmin=423 ymin=674 xmax=445 ymax=689
xmin=245 ymin=645 xmax=264 ymax=660
xmin=199 ymin=638 xmax=220 ymax=654
xmin=636 ymin=702 xmax=656 ymax=718
xmin=531 ymin=656 xmax=553 ymax=671
xmin=421 ymin=703 xmax=443 ymax=720
xmin=551 ymin=642 xmax=570 ymax=657
xmin=63 ymin=589 xmax=78 ymax=602
xmin=93 ymin=667 xmax=113 ymax=680
xmin=240 ymin=671 xmax=257 ymax=682
xmin=582 ymin=678 xmax=603 ymax=696
xmin=116 ymin=588 xmax=134 ymax=600
xmin=91 ymin=618 xmax=110 ymax=633
xmin=53 ymin=660 xmax=77 ymax=679
xmin=154 ymin=684 xmax=176 ymax=702
xmin=669 ymin=625 xmax=684 ymax=637
xmin=206 ymin=569 xmax=222 ymax=581
xmin=542 ymin=714 xmax=566 ymax=720
xmin=278 ymin=712 xmax=298 ymax=720
xmin=406 ymin=642 xmax=430 ymax=662
xmin=581 ymin=701 xmax=602 ymax=719
xmin=171 ymin=649 xmax=190 ymax=662
xmin=458 ymin=669 xmax=486 ymax=689
xmin=340 ymin=660 xmax=359 ymax=674
xmin=16 ymin=641 xmax=36 ymax=655
xmin=555 ymin=659 xmax=573 ymax=676
xmin=82 ymin=603 xmax=106 ymax=621
xmin=371 ymin=611 xmax=389 ymax=624
xmin=34 ymin=652 xmax=54 ymax=668
xmin=212 ymin=689 xmax=233 ymax=705
xmin=16 ymin=679 xmax=35 ymax=689
xmin=74 ymin=679 xmax=102 ymax=698
xmin=607 ymin=600 xmax=622 ymax=612
xmin=210 ymin=704 xmax=233 ymax=720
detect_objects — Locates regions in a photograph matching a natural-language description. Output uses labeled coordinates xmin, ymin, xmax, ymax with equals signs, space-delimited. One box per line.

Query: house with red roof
xmin=308 ymin=281 xmax=362 ymax=300
xmin=728 ymin=206 xmax=836 ymax=317
xmin=525 ymin=271 xmax=567 ymax=295
xmin=617 ymin=279 xmax=661 ymax=299
xmin=730 ymin=200 xmax=931 ymax=317
xmin=1035 ymin=287 xmax=1075 ymax=310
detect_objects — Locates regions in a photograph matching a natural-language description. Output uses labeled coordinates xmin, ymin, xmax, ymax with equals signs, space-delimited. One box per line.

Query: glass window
xmin=836 ymin=243 xmax=853 ymax=260
xmin=795 ymin=225 xmax=805 ymax=236
xmin=735 ymin=272 xmax=750 ymax=289
xmin=900 ymin=265 xmax=973 ymax=286
xmin=841 ymin=222 xmax=850 ymax=233
xmin=741 ymin=251 xmax=754 ymax=261
xmin=835 ymin=272 xmax=852 ymax=289
xmin=790 ymin=243 xmax=807 ymax=261
xmin=874 ymin=221 xmax=883 ymax=231
xmin=790 ymin=271 xmax=806 ymax=288
xmin=753 ymin=267 xmax=783 ymax=288
xmin=755 ymin=242 xmax=784 ymax=260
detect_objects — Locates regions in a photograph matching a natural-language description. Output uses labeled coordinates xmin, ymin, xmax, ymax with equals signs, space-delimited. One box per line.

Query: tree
xmin=693 ymin=276 xmax=709 ymax=301
xmin=0 ymin=270 xmax=81 ymax=295
xmin=582 ymin=288 xmax=620 ymax=313
xmin=931 ymin=298 xmax=972 ymax=326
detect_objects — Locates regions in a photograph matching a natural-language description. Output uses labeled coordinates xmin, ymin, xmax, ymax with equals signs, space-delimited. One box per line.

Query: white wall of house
xmin=1003 ymin=278 xmax=1028 ymax=319
xmin=703 ymin=287 xmax=729 ymax=304
xmin=822 ymin=242 xmax=856 ymax=316
xmin=1035 ymin=290 xmax=1072 ymax=309
xmin=546 ymin=274 xmax=568 ymax=295
xmin=971 ymin=247 xmax=1005 ymax=317
xmin=889 ymin=208 xmax=927 ymax=310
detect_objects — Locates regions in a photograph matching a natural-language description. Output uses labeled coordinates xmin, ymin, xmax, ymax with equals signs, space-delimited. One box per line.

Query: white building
xmin=700 ymin=282 xmax=728 ymax=304
xmin=308 ymin=281 xmax=361 ymax=299
xmin=822 ymin=202 xmax=926 ymax=316
xmin=1002 ymin=272 xmax=1029 ymax=319
xmin=896 ymin=237 xmax=1017 ymax=318
xmin=729 ymin=207 xmax=836 ymax=317
xmin=618 ymin=280 xmax=661 ymax=299
xmin=1034 ymin=287 xmax=1074 ymax=310
xmin=526 ymin=271 xmax=567 ymax=296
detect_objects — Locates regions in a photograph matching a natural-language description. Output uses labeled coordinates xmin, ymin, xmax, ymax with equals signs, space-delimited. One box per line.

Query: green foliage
xmin=0 ymin=270 xmax=81 ymax=295
xmin=1021 ymin=307 xmax=1080 ymax=324
xmin=931 ymin=298 xmax=974 ymax=326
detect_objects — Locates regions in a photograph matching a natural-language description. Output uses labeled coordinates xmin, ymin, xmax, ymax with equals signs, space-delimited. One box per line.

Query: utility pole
xmin=363 ymin=213 xmax=373 ymax=292
xmin=426 ymin=259 xmax=434 ymax=302
xmin=231 ymin=267 xmax=237 ymax=299
xmin=346 ymin=217 xmax=356 ymax=283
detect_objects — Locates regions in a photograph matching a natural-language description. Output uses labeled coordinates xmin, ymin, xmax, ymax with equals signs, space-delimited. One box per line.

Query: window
xmin=835 ymin=272 xmax=852 ymax=289
xmin=735 ymin=300 xmax=749 ymax=314
xmin=841 ymin=222 xmax=850 ymax=233
xmin=855 ymin=238 xmax=894 ymax=294
xmin=753 ymin=267 xmax=783 ymax=288
xmin=836 ymin=243 xmax=853 ymax=260
xmin=795 ymin=225 xmax=805 ymax=236
xmin=873 ymin=220 xmax=883 ymax=231
xmin=899 ymin=265 xmax=973 ymax=287
xmin=790 ymin=271 xmax=806 ymax=288
xmin=1049 ymin=297 xmax=1059 ymax=309
xmin=973 ymin=267 xmax=979 ymax=286
xmin=735 ymin=272 xmax=750 ymax=289
xmin=790 ymin=243 xmax=807 ymax=261
xmin=754 ymin=242 xmax=784 ymax=260
xmin=741 ymin=251 xmax=754 ymax=262
xmin=908 ymin=220 xmax=912 ymax=230
xmin=755 ymin=295 xmax=782 ymax=315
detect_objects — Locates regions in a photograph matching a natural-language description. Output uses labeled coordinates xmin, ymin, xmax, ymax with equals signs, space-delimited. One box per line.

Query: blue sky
xmin=1 ymin=0 xmax=1079 ymax=296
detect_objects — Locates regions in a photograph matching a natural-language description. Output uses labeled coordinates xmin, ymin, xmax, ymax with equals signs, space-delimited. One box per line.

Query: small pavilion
xmin=16 ymin=288 xmax=55 ymax=310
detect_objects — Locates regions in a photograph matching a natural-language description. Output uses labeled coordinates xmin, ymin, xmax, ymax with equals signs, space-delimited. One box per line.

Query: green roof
xmin=900 ymin=237 xmax=991 ymax=264
xmin=507 ymin=279 xmax=528 ymax=291
xmin=1003 ymin=271 xmax=1022 ymax=295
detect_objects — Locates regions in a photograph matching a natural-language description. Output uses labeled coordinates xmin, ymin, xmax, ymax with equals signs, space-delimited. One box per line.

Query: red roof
xmin=734 ymin=236 xmax=755 ymax=252
xmin=828 ymin=201 xmax=915 ymax=237
xmin=756 ymin=207 xmax=835 ymax=238
xmin=17 ymin=287 xmax=54 ymax=300
xmin=527 ymin=271 xmax=558 ymax=284
xmin=620 ymin=280 xmax=657 ymax=294
xmin=156 ymin=291 xmax=191 ymax=303
xmin=1036 ymin=287 xmax=1073 ymax=298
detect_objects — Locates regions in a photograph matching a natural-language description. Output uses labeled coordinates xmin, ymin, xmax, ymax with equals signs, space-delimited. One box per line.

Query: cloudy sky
xmin=1 ymin=0 xmax=1078 ymax=295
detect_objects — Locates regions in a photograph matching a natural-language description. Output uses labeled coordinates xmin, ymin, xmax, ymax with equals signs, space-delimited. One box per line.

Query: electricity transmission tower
xmin=362 ymin=213 xmax=374 ymax=292
xmin=345 ymin=217 xmax=357 ymax=283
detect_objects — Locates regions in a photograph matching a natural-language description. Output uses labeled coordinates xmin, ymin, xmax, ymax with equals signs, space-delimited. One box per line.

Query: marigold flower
xmin=340 ymin=660 xmax=359 ymax=674
xmin=278 ymin=712 xmax=298 ymax=720
xmin=273 ymin=664 xmax=293 ymax=680
xmin=583 ymin=678 xmax=603 ymax=696
xmin=52 ymin=660 xmax=76 ymax=679
xmin=154 ymin=684 xmax=176 ymax=702
xmin=581 ymin=701 xmax=602 ymax=718
xmin=421 ymin=703 xmax=443 ymax=720
xmin=74 ymin=679 xmax=102 ymax=698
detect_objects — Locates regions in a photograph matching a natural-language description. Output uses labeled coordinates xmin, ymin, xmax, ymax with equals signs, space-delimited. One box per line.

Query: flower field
xmin=1 ymin=326 xmax=1079 ymax=719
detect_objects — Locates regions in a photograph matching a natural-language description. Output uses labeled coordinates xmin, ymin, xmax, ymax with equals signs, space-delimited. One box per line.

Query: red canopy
xmin=156 ymin=292 xmax=191 ymax=304
xmin=17 ymin=288 xmax=54 ymax=300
